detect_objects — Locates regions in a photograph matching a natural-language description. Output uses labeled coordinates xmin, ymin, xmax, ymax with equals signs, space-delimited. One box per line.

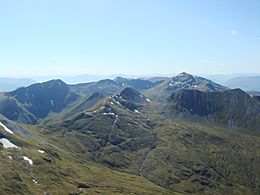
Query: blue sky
xmin=0 ymin=0 xmax=259 ymax=76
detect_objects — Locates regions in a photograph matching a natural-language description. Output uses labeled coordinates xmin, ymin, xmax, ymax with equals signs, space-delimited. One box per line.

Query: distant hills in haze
xmin=202 ymin=74 xmax=260 ymax=93
xmin=1 ymin=73 xmax=260 ymax=93
xmin=0 ymin=78 xmax=36 ymax=92
xmin=223 ymin=76 xmax=260 ymax=92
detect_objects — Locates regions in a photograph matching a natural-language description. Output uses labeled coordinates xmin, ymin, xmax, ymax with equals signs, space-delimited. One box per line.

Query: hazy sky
xmin=0 ymin=0 xmax=259 ymax=76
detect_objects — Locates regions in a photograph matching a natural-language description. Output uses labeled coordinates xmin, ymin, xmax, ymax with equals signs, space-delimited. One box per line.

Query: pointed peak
xmin=120 ymin=87 xmax=140 ymax=96
xmin=172 ymin=72 xmax=195 ymax=83
xmin=120 ymin=87 xmax=147 ymax=104
xmin=43 ymin=79 xmax=67 ymax=86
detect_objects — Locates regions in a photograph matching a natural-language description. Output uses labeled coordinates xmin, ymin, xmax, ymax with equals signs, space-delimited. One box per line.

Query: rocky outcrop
xmin=165 ymin=89 xmax=260 ymax=130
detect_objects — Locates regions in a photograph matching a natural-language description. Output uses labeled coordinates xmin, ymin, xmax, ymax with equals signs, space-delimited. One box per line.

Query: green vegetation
xmin=0 ymin=73 xmax=260 ymax=194
xmin=35 ymin=99 xmax=260 ymax=195
xmin=0 ymin=124 xmax=178 ymax=195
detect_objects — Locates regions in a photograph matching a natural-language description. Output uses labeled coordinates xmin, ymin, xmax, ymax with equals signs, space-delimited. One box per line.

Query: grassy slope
xmin=40 ymin=104 xmax=260 ymax=195
xmin=0 ymin=124 xmax=178 ymax=195
xmin=141 ymin=116 xmax=260 ymax=194
xmin=1 ymin=96 xmax=260 ymax=195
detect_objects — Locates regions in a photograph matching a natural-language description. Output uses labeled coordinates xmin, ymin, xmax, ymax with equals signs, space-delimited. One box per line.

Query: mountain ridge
xmin=164 ymin=88 xmax=260 ymax=130
xmin=0 ymin=72 xmax=260 ymax=194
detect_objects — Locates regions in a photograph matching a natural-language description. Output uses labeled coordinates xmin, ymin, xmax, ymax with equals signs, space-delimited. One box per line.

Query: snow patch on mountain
xmin=0 ymin=138 xmax=18 ymax=148
xmin=38 ymin=149 xmax=46 ymax=154
xmin=50 ymin=100 xmax=54 ymax=107
xmin=103 ymin=112 xmax=116 ymax=116
xmin=22 ymin=156 xmax=33 ymax=165
xmin=0 ymin=122 xmax=14 ymax=134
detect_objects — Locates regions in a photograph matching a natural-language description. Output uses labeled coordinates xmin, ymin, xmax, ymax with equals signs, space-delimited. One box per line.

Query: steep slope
xmin=145 ymin=72 xmax=228 ymax=101
xmin=0 ymin=114 xmax=31 ymax=136
xmin=120 ymin=87 xmax=150 ymax=104
xmin=41 ymin=92 xmax=105 ymax=124
xmin=7 ymin=79 xmax=80 ymax=123
xmin=0 ymin=93 xmax=37 ymax=124
xmin=164 ymin=89 xmax=260 ymax=130
xmin=68 ymin=92 xmax=104 ymax=115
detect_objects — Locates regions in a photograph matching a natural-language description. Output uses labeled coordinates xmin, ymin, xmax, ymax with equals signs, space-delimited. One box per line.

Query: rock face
xmin=165 ymin=89 xmax=260 ymax=130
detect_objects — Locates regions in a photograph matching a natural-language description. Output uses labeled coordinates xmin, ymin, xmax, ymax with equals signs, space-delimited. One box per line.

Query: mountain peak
xmin=120 ymin=87 xmax=147 ymax=104
xmin=8 ymin=78 xmax=79 ymax=120
xmin=120 ymin=87 xmax=141 ymax=98
xmin=174 ymin=72 xmax=195 ymax=81
xmin=176 ymin=72 xmax=192 ymax=77
xmin=114 ymin=76 xmax=128 ymax=84
xmin=144 ymin=73 xmax=229 ymax=101
xmin=45 ymin=79 xmax=67 ymax=87
xmin=167 ymin=72 xmax=227 ymax=92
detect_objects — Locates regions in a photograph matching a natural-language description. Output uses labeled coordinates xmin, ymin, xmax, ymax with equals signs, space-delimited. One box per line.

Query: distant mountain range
xmin=2 ymin=73 xmax=260 ymax=92
xmin=223 ymin=76 xmax=260 ymax=92
xmin=1 ymin=72 xmax=259 ymax=130
xmin=0 ymin=72 xmax=260 ymax=194
xmin=0 ymin=78 xmax=36 ymax=92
